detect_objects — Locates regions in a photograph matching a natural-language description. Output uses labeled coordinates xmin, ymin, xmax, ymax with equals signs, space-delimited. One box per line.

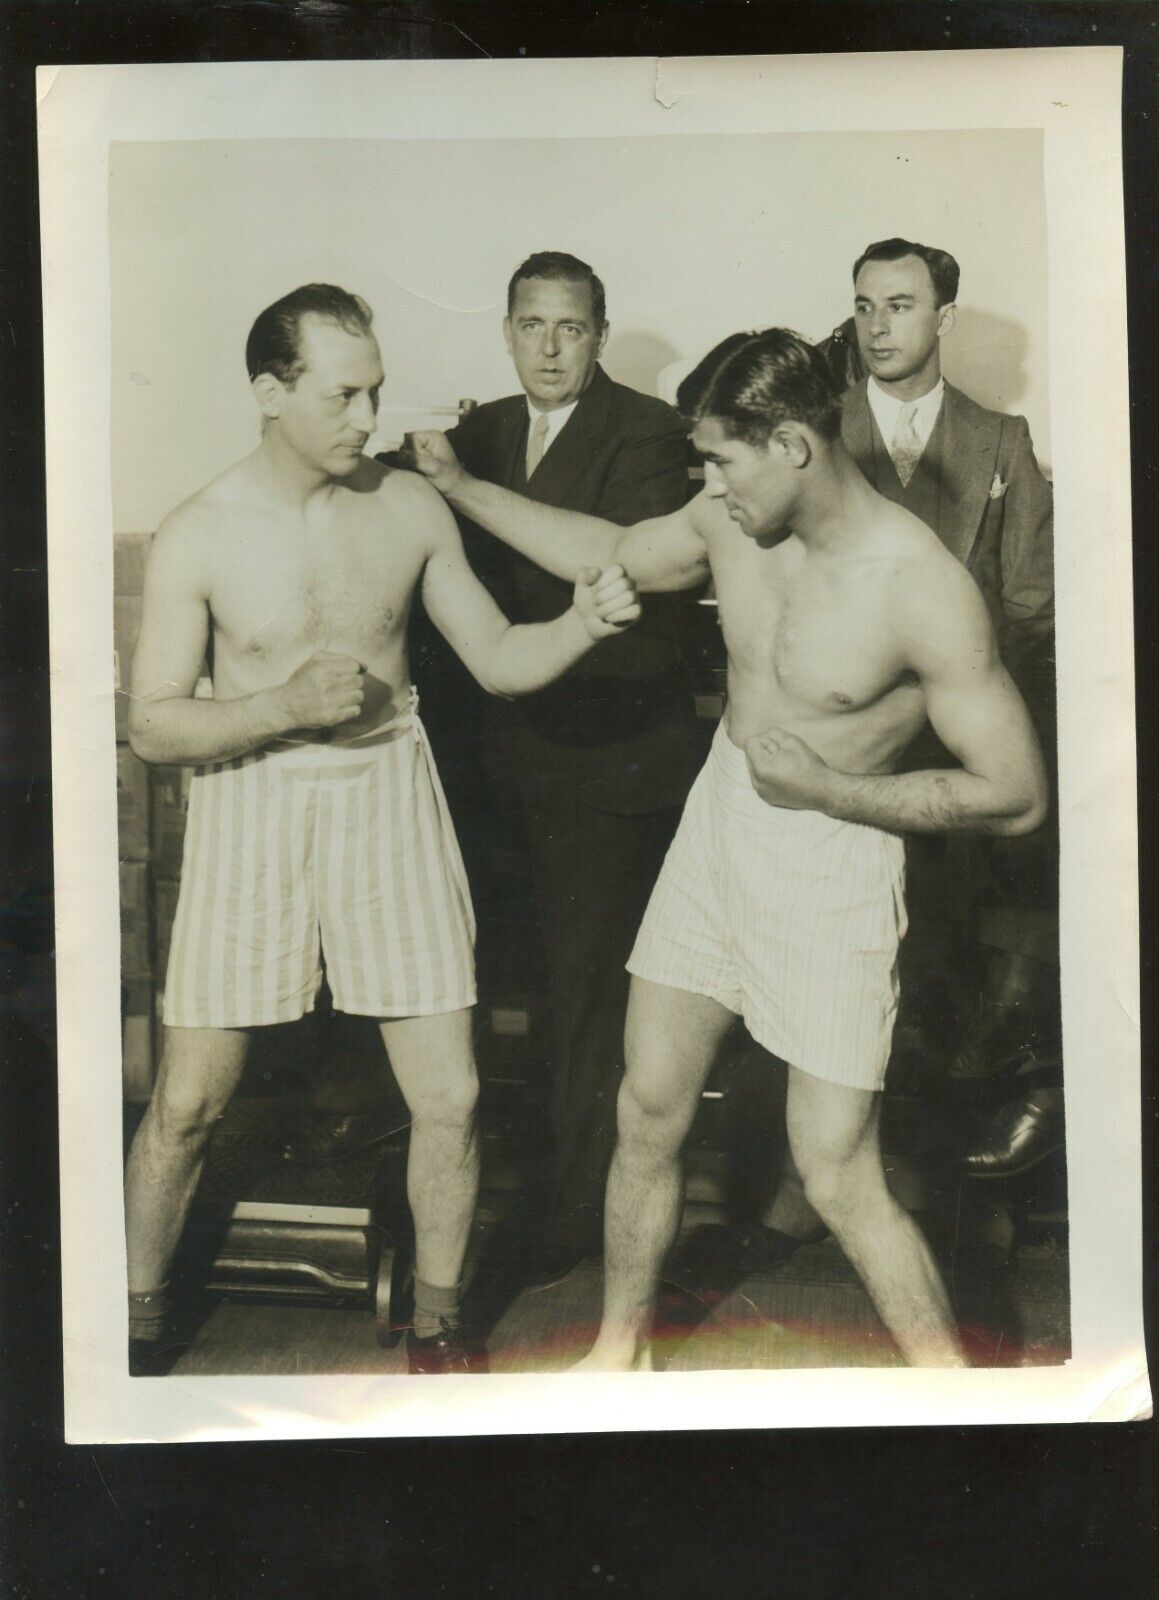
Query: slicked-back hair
xmin=852 ymin=238 xmax=960 ymax=308
xmin=506 ymin=251 xmax=607 ymax=328
xmin=245 ymin=284 xmax=375 ymax=387
xmin=677 ymin=328 xmax=843 ymax=447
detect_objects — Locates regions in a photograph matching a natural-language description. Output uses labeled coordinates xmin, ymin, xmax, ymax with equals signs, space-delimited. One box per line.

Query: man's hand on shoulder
xmin=572 ymin=564 xmax=643 ymax=641
xmin=399 ymin=429 xmax=466 ymax=499
xmin=745 ymin=728 xmax=835 ymax=811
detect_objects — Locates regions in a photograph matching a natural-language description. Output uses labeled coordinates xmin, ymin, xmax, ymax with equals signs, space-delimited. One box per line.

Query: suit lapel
xmin=841 ymin=380 xmax=877 ymax=481
xmin=488 ymin=399 xmax=530 ymax=490
xmin=937 ymin=383 xmax=1002 ymax=564
xmin=525 ymin=367 xmax=614 ymax=507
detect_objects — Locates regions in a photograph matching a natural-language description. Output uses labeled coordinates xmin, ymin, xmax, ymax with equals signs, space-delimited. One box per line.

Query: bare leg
xmin=573 ymin=979 xmax=735 ymax=1372
xmin=760 ymin=1146 xmax=825 ymax=1237
xmin=124 ymin=1026 xmax=250 ymax=1295
xmin=379 ymin=1009 xmax=479 ymax=1290
xmin=786 ymin=1068 xmax=964 ymax=1367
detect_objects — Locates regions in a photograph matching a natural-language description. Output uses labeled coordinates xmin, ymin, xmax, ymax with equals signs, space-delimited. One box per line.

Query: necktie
xmin=889 ymin=402 xmax=922 ymax=488
xmin=526 ymin=413 xmax=550 ymax=477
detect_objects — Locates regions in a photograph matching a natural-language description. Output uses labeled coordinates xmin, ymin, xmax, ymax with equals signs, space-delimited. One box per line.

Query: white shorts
xmin=163 ymin=696 xmax=476 ymax=1029
xmin=628 ymin=721 xmax=907 ymax=1091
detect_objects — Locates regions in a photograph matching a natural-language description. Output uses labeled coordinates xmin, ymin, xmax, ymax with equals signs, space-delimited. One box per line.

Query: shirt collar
xmin=867 ymin=375 xmax=945 ymax=449
xmin=526 ymin=396 xmax=580 ymax=455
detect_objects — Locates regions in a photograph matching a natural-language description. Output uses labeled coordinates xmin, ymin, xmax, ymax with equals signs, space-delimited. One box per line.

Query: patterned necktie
xmin=889 ymin=402 xmax=923 ymax=487
xmin=526 ymin=413 xmax=550 ymax=477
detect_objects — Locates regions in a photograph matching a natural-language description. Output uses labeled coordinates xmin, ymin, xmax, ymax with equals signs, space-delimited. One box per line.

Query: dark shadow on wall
xmin=603 ymin=329 xmax=681 ymax=399
xmin=944 ymin=307 xmax=1031 ymax=417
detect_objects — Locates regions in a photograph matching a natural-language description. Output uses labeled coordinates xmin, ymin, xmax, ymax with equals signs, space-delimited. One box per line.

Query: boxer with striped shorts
xmin=406 ymin=328 xmax=1047 ymax=1370
xmin=122 ymin=284 xmax=640 ymax=1374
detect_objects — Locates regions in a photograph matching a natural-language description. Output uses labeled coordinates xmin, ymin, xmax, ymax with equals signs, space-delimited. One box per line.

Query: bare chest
xmin=208 ymin=514 xmax=422 ymax=665
xmin=711 ymin=536 xmax=905 ymax=713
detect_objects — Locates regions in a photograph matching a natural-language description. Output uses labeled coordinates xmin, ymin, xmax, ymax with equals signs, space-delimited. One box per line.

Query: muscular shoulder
xmin=371 ymin=457 xmax=459 ymax=550
xmin=885 ymin=518 xmax=994 ymax=661
xmin=148 ymin=475 xmax=235 ymax=590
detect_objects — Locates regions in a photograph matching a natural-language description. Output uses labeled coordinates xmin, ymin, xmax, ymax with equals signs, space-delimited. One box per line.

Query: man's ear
xmin=502 ymin=316 xmax=514 ymax=358
xmin=253 ymin=372 xmax=283 ymax=420
xmin=936 ymin=301 xmax=957 ymax=340
xmin=596 ymin=320 xmax=609 ymax=359
xmin=772 ymin=423 xmax=812 ymax=469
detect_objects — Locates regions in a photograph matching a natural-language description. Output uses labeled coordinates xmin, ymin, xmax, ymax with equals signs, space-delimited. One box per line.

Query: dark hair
xmin=506 ymin=251 xmax=607 ymax=327
xmin=852 ymin=238 xmax=960 ymax=308
xmin=676 ymin=328 xmax=843 ymax=445
xmin=245 ymin=284 xmax=375 ymax=386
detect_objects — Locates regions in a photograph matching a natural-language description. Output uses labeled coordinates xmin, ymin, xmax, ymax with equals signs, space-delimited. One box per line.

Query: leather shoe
xmin=962 ymin=1090 xmax=1064 ymax=1179
xmin=405 ymin=1321 xmax=488 ymax=1374
xmin=282 ymin=1111 xmax=396 ymax=1165
xmin=948 ymin=1001 xmax=1039 ymax=1083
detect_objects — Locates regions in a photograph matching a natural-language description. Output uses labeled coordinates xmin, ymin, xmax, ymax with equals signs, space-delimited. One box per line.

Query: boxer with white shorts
xmin=629 ymin=720 xmax=906 ymax=1093
xmin=406 ymin=327 xmax=1047 ymax=1371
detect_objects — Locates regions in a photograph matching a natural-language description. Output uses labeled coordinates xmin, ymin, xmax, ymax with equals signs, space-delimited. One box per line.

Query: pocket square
xmin=989 ymin=472 xmax=1008 ymax=500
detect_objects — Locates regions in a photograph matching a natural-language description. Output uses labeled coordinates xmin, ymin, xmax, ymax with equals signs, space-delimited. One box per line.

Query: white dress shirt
xmin=866 ymin=375 xmax=945 ymax=457
xmin=526 ymin=397 xmax=580 ymax=459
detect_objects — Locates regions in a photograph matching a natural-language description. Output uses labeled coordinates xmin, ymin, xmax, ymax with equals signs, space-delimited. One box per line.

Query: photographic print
xmin=40 ymin=50 xmax=1146 ymax=1440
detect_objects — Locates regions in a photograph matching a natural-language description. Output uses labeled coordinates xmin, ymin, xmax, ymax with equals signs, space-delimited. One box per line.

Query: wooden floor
xmin=169 ymin=1201 xmax=1069 ymax=1377
xmin=133 ymin=1072 xmax=1071 ymax=1378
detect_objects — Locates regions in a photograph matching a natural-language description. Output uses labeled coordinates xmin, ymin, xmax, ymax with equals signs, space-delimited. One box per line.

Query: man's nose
xmin=540 ymin=323 xmax=561 ymax=356
xmin=350 ymin=393 xmax=376 ymax=433
xmin=869 ymin=306 xmax=890 ymax=338
xmin=704 ymin=462 xmax=727 ymax=497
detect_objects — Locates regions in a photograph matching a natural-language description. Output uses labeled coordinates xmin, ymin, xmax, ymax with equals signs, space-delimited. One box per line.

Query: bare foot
xmin=568 ymin=1343 xmax=653 ymax=1373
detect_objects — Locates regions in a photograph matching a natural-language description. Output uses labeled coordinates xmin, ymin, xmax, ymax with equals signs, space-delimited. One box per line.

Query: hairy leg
xmin=786 ymin=1068 xmax=964 ymax=1367
xmin=124 ymin=1025 xmax=250 ymax=1295
xmin=379 ymin=1009 xmax=479 ymax=1290
xmin=573 ymin=979 xmax=735 ymax=1372
xmin=760 ymin=1144 xmax=825 ymax=1237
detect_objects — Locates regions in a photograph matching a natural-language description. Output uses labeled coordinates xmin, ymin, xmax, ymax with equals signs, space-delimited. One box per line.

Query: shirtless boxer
xmin=403 ymin=328 xmax=1047 ymax=1370
xmin=123 ymin=284 xmax=640 ymax=1374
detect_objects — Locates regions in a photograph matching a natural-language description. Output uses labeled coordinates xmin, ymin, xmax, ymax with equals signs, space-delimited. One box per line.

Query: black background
xmin=2 ymin=5 xmax=1156 ymax=1595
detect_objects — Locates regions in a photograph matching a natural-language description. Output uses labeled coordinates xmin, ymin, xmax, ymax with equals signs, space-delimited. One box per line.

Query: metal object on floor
xmin=194 ymin=1199 xmax=413 ymax=1348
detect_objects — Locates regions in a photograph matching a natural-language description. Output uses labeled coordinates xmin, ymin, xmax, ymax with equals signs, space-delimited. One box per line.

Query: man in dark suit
xmin=418 ymin=252 xmax=704 ymax=1279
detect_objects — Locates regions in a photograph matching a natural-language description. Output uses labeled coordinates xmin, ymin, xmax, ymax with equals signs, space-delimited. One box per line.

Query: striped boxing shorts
xmin=628 ymin=719 xmax=907 ymax=1091
xmin=163 ymin=689 xmax=476 ymax=1028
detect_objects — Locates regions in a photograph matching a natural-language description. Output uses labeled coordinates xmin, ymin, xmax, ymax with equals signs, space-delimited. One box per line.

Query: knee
xmin=795 ymin=1146 xmax=863 ymax=1227
xmin=149 ymin=1080 xmax=224 ymax=1148
xmin=409 ymin=1069 xmax=479 ymax=1131
xmin=615 ymin=1071 xmax=687 ymax=1156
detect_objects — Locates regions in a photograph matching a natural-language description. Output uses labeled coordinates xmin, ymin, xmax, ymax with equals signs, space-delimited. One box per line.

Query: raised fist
xmin=277 ymin=652 xmax=366 ymax=729
xmin=399 ymin=430 xmax=463 ymax=496
xmin=573 ymin=564 xmax=642 ymax=641
xmin=744 ymin=727 xmax=832 ymax=811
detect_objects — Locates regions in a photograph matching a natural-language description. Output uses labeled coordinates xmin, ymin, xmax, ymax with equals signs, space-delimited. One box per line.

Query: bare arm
xmin=746 ymin=559 xmax=1048 ymax=837
xmin=127 ymin=513 xmax=365 ymax=764
xmin=403 ymin=429 xmax=711 ymax=593
xmin=418 ymin=488 xmax=641 ymax=697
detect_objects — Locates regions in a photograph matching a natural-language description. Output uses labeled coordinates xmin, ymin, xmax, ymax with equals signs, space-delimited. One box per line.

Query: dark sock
xmin=413 ymin=1276 xmax=461 ymax=1340
xmin=128 ymin=1284 xmax=169 ymax=1343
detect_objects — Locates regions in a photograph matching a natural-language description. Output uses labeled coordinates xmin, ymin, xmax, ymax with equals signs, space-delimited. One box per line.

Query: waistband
xmin=264 ymin=685 xmax=422 ymax=764
xmin=708 ymin=718 xmax=899 ymax=849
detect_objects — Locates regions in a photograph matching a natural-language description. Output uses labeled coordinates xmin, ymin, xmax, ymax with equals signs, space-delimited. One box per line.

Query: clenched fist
xmin=400 ymin=429 xmax=464 ymax=497
xmin=745 ymin=726 xmax=834 ymax=811
xmin=276 ymin=652 xmax=366 ymax=729
xmin=573 ymin=564 xmax=643 ymax=641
